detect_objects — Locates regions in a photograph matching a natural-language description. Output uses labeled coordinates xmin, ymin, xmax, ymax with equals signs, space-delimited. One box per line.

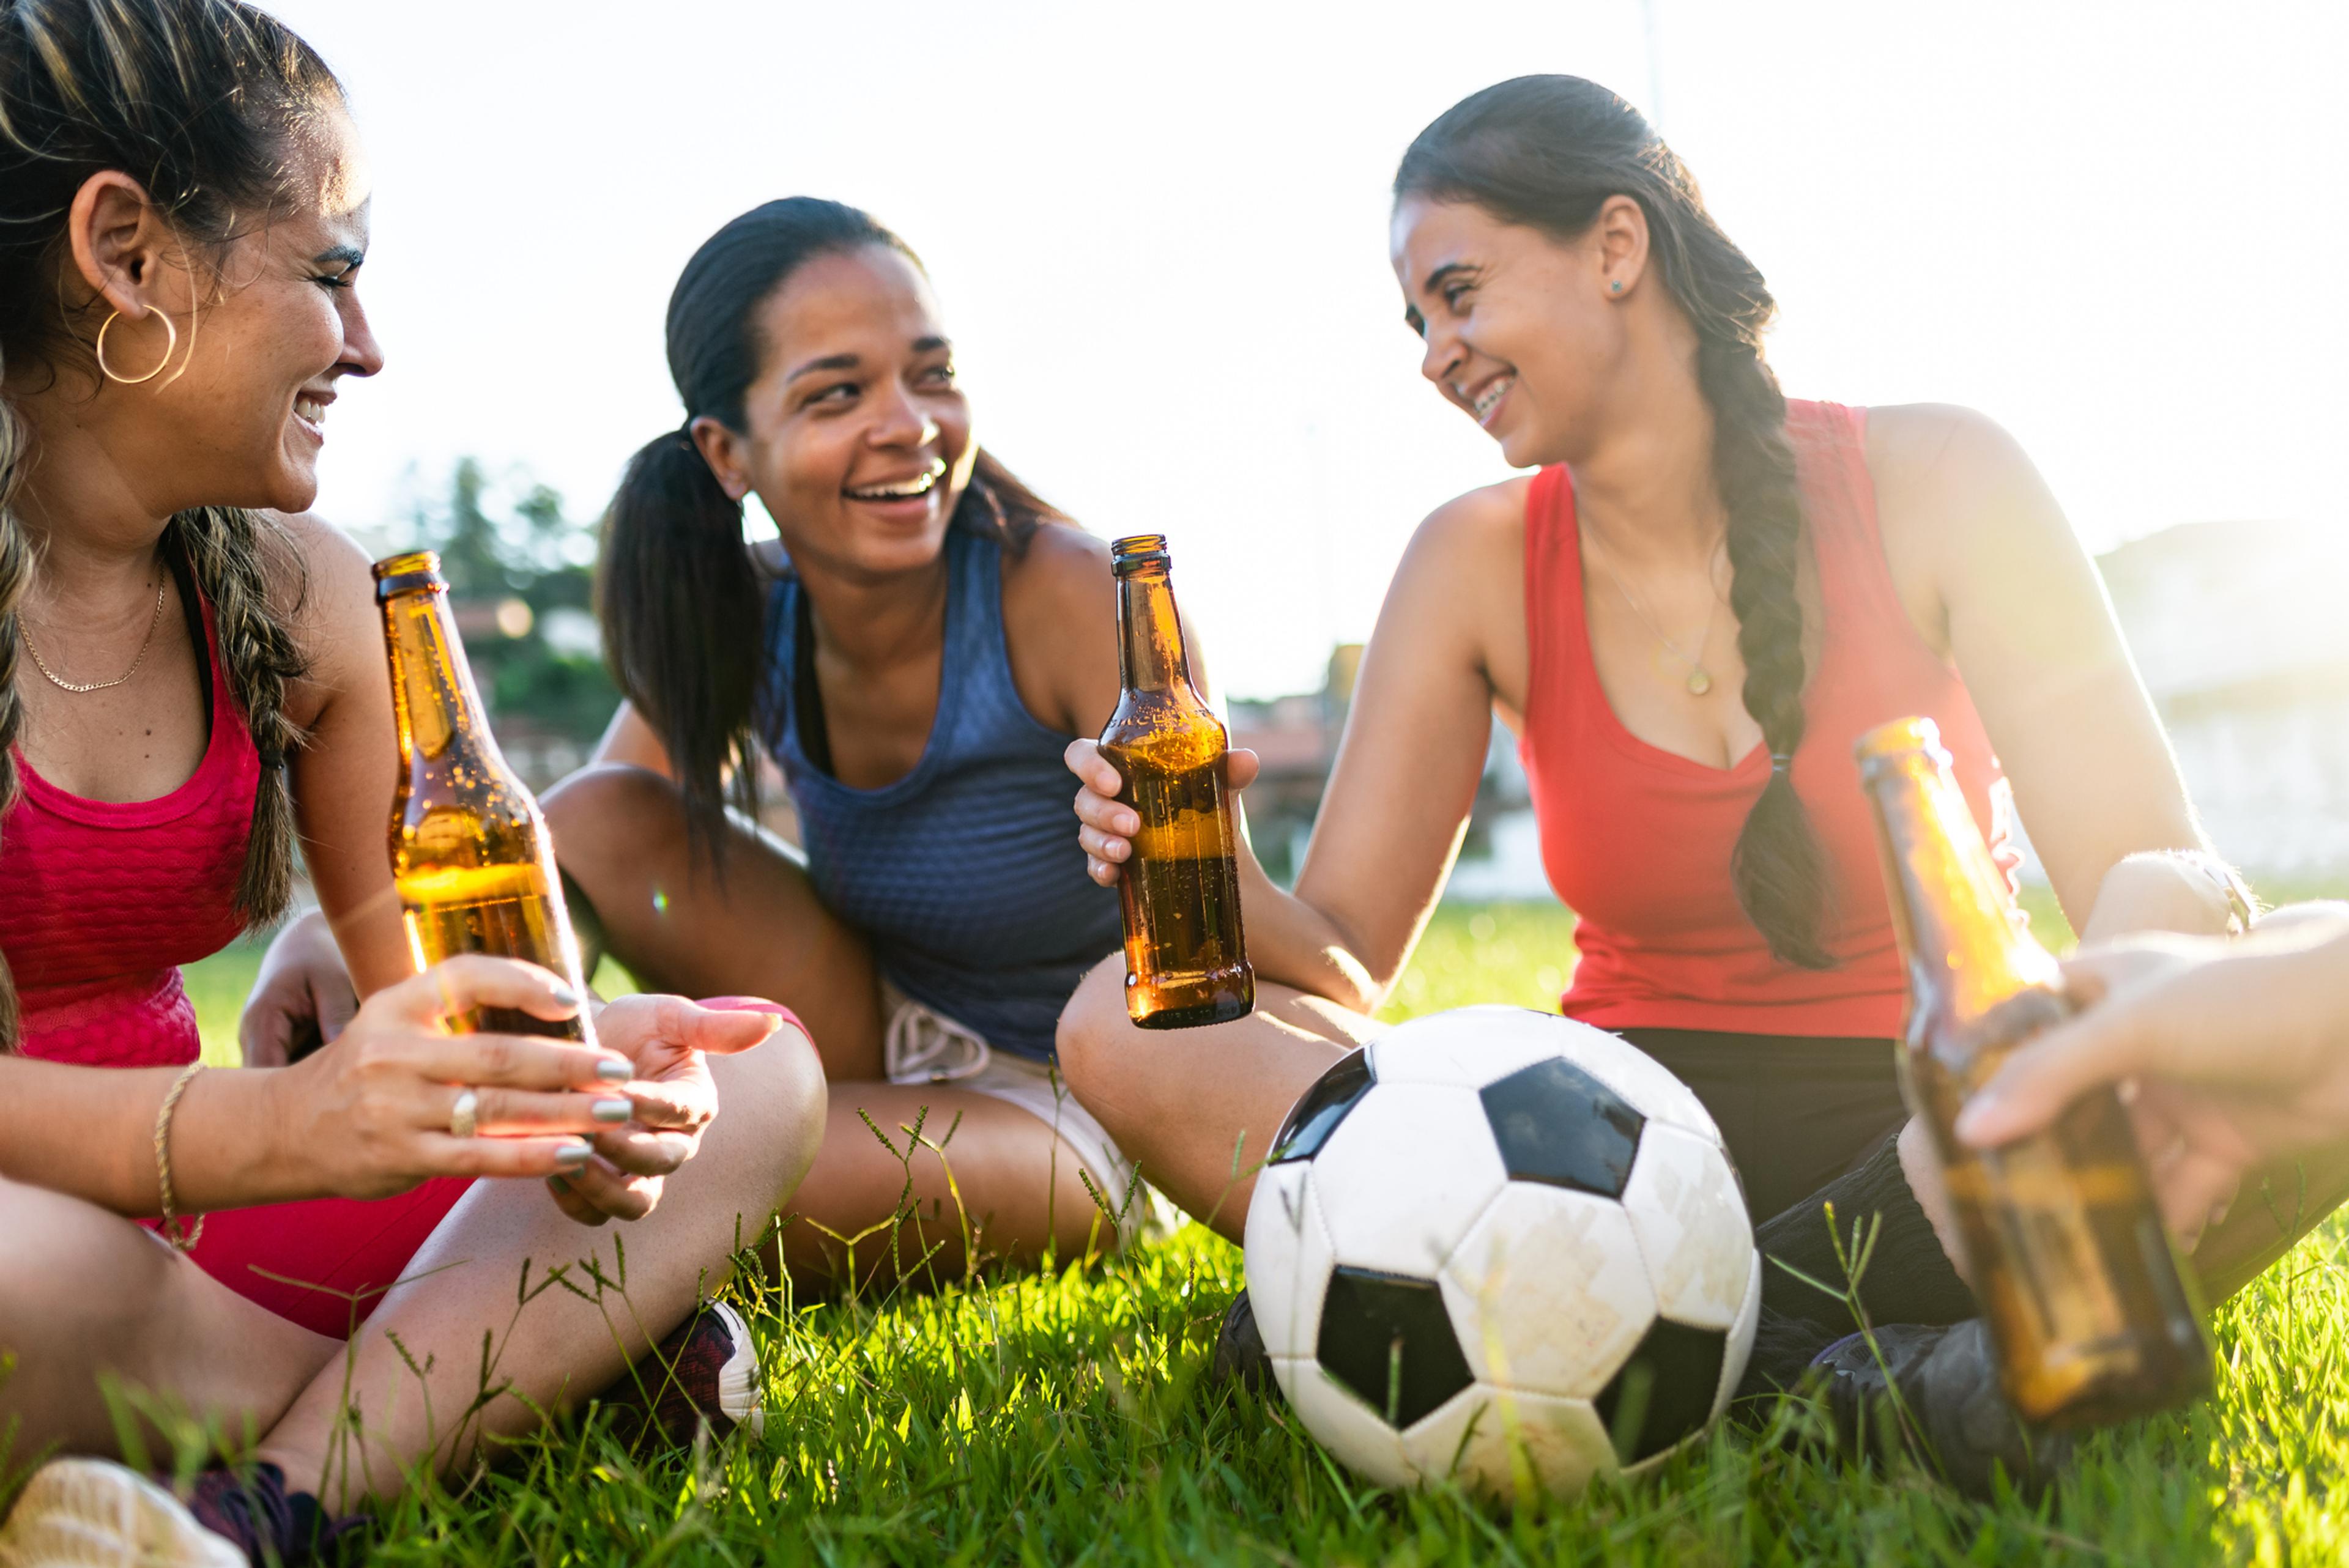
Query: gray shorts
xmin=879 ymin=981 xmax=1168 ymax=1247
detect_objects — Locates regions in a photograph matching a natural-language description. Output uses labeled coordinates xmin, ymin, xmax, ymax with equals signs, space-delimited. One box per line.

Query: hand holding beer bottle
xmin=375 ymin=551 xmax=598 ymax=1045
xmin=1859 ymin=716 xmax=2211 ymax=1426
xmin=1093 ymin=535 xmax=1255 ymax=1029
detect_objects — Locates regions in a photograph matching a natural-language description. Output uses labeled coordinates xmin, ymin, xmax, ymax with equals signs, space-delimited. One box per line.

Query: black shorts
xmin=1616 ymin=1028 xmax=1909 ymax=1223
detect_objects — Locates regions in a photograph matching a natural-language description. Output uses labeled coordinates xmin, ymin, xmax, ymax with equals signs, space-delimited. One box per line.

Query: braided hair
xmin=0 ymin=0 xmax=343 ymax=1045
xmin=1397 ymin=76 xmax=1833 ymax=969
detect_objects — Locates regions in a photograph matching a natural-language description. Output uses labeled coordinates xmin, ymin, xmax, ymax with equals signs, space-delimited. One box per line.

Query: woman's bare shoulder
xmin=1000 ymin=520 xmax=1115 ymax=619
xmin=255 ymin=510 xmax=383 ymax=722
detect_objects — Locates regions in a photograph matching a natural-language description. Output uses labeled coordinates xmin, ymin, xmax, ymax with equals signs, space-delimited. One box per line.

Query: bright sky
xmin=273 ymin=0 xmax=2348 ymax=700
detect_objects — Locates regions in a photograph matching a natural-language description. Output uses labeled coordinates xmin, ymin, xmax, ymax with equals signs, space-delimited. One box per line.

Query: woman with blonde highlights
xmin=0 ymin=4 xmax=822 ymax=1562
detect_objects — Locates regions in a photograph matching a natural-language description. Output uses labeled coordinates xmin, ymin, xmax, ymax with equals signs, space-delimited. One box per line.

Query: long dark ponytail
xmin=600 ymin=197 xmax=1066 ymax=868
xmin=1397 ymin=75 xmax=1831 ymax=969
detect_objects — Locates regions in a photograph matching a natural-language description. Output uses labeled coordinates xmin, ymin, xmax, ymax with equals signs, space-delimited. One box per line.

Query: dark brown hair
xmin=0 ymin=0 xmax=338 ymax=1045
xmin=1397 ymin=75 xmax=1832 ymax=969
xmin=599 ymin=196 xmax=1069 ymax=867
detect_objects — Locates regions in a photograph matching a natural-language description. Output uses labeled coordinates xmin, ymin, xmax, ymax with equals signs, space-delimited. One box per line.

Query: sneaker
xmin=0 ymin=1457 xmax=360 ymax=1568
xmin=606 ymin=1300 xmax=766 ymax=1447
xmin=1206 ymin=1290 xmax=1276 ymax=1396
xmin=1816 ymin=1318 xmax=2075 ymax=1500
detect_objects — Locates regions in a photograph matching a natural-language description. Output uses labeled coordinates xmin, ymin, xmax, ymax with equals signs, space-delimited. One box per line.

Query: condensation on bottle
xmin=376 ymin=550 xmax=597 ymax=1044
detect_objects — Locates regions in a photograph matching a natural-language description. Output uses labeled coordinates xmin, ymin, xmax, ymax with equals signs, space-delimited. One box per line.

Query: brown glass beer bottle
xmin=1099 ymin=534 xmax=1255 ymax=1029
xmin=1858 ymin=716 xmax=2210 ymax=1426
xmin=376 ymin=550 xmax=596 ymax=1043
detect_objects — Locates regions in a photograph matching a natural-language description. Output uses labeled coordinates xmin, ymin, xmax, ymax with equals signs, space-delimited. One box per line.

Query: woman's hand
xmin=240 ymin=908 xmax=360 ymax=1067
xmin=1065 ymin=738 xmax=1260 ymax=886
xmin=1955 ymin=911 xmax=2349 ymax=1244
xmin=536 ymin=994 xmax=789 ymax=1226
xmin=264 ymin=955 xmax=634 ymax=1202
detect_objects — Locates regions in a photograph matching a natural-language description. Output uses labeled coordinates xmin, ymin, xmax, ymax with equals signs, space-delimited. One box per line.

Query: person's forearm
xmin=0 ymin=1057 xmax=299 ymax=1216
xmin=2076 ymin=852 xmax=2244 ymax=945
xmin=1232 ymin=834 xmax=1382 ymax=1013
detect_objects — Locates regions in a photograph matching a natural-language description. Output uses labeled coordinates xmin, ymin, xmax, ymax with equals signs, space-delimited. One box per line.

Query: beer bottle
xmin=1099 ymin=534 xmax=1255 ymax=1029
xmin=1858 ymin=716 xmax=2210 ymax=1426
xmin=376 ymin=550 xmax=596 ymax=1043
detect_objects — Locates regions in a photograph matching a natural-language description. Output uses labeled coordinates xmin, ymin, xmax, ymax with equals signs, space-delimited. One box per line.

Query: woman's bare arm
xmin=1869 ymin=405 xmax=2235 ymax=940
xmin=273 ymin=512 xmax=413 ymax=996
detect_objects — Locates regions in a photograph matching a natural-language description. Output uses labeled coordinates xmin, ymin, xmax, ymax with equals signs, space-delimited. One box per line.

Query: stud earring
xmin=1609 ymin=279 xmax=1624 ymax=294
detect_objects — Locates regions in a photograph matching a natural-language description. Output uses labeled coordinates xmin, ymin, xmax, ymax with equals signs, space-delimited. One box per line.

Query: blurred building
xmin=2101 ymin=520 xmax=2349 ymax=879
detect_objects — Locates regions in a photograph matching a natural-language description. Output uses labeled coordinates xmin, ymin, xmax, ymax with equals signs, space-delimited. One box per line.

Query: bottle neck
xmin=380 ymin=585 xmax=495 ymax=772
xmin=1116 ymin=563 xmax=1197 ymax=700
xmin=1863 ymin=748 xmax=2055 ymax=1027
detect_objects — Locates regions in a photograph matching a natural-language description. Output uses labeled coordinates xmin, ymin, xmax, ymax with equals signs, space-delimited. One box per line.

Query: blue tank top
xmin=757 ymin=526 xmax=1123 ymax=1062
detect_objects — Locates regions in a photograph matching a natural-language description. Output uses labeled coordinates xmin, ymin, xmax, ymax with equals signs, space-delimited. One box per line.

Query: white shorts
xmin=879 ymin=982 xmax=1168 ymax=1248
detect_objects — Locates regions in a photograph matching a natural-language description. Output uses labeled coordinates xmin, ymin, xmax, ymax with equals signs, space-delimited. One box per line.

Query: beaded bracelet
xmin=154 ymin=1061 xmax=207 ymax=1252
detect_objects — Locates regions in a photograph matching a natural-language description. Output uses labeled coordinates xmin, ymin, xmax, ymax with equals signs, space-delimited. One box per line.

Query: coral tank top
xmin=0 ymin=595 xmax=259 ymax=1067
xmin=1521 ymin=399 xmax=2021 ymax=1039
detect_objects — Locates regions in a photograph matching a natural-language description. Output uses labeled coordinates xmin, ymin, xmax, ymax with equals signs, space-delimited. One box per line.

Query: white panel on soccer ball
xmin=1310 ymin=1085 xmax=1508 ymax=1279
xmin=1244 ymin=1161 xmax=1338 ymax=1362
xmin=1710 ymin=1249 xmax=1764 ymax=1421
xmin=1283 ymin=1359 xmax=1414 ymax=1488
xmin=1620 ymin=1122 xmax=1755 ymax=1331
xmin=1402 ymin=1383 xmax=1619 ymax=1503
xmin=1441 ymin=1183 xmax=1657 ymax=1401
xmin=1369 ymin=1007 xmax=1573 ymax=1091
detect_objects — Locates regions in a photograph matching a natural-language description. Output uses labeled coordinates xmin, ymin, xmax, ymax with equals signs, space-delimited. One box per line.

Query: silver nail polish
xmin=554 ymin=1143 xmax=593 ymax=1169
xmin=595 ymin=1059 xmax=632 ymax=1082
xmin=592 ymin=1098 xmax=631 ymax=1124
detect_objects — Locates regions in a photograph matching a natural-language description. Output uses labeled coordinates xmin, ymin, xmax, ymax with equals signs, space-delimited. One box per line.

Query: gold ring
xmin=450 ymin=1087 xmax=480 ymax=1140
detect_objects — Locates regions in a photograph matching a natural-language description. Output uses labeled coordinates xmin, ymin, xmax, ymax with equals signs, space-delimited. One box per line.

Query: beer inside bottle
xmin=1098 ymin=534 xmax=1254 ymax=1029
xmin=376 ymin=550 xmax=596 ymax=1043
xmin=1858 ymin=716 xmax=2210 ymax=1426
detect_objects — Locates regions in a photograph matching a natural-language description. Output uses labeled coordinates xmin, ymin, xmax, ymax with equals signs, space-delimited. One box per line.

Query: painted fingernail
xmin=551 ymin=983 xmax=582 ymax=1008
xmin=592 ymin=1098 xmax=631 ymax=1123
xmin=596 ymin=1058 xmax=633 ymax=1082
xmin=546 ymin=1175 xmax=571 ymax=1194
xmin=554 ymin=1142 xmax=593 ymax=1169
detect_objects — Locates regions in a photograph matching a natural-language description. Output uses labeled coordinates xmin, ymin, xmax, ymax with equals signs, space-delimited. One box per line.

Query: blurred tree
xmin=407 ymin=459 xmax=618 ymax=756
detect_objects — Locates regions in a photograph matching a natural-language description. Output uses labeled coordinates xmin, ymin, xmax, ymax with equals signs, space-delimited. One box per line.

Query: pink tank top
xmin=1 ymin=596 xmax=261 ymax=1066
xmin=1520 ymin=400 xmax=2022 ymax=1039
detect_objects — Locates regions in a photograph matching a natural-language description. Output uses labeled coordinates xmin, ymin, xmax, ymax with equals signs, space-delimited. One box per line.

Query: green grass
xmin=168 ymin=902 xmax=2349 ymax=1566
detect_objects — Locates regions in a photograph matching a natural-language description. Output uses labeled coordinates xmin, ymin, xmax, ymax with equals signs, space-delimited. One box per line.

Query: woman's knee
xmin=711 ymin=1022 xmax=829 ymax=1211
xmin=543 ymin=764 xmax=688 ymax=889
xmin=1055 ymin=956 xmax=1149 ymax=1125
xmin=0 ymin=1180 xmax=171 ymax=1353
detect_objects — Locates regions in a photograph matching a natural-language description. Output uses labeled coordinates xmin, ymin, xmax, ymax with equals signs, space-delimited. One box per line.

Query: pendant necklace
xmin=1587 ymin=533 xmax=1721 ymax=698
xmin=20 ymin=576 xmax=168 ymax=694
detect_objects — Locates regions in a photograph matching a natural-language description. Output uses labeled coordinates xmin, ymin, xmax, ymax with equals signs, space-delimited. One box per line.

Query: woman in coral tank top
xmin=0 ymin=4 xmax=824 ymax=1561
xmin=1059 ymin=76 xmax=2265 ymax=1283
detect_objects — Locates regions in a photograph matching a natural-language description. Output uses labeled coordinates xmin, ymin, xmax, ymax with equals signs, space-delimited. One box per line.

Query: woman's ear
xmin=1594 ymin=193 xmax=1651 ymax=298
xmin=65 ymin=171 xmax=177 ymax=320
xmin=689 ymin=416 xmax=753 ymax=503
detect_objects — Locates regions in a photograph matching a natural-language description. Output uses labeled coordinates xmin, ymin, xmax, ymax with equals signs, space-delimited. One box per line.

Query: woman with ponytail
xmin=257 ymin=196 xmax=1190 ymax=1285
xmin=0 ymin=3 xmax=822 ymax=1561
xmin=1059 ymin=76 xmax=2298 ymax=1443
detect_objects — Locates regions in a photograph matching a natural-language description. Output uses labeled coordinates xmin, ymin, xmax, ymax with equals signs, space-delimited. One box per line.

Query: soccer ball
xmin=1243 ymin=1006 xmax=1759 ymax=1501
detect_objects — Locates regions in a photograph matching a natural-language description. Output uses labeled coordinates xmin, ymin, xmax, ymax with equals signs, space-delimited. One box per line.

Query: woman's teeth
xmin=845 ymin=460 xmax=946 ymax=501
xmin=294 ymin=396 xmax=326 ymax=424
xmin=1472 ymin=377 xmax=1513 ymax=421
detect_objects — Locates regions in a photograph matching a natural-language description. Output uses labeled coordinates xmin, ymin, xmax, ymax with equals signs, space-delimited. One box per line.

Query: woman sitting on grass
xmin=0 ymin=4 xmax=823 ymax=1562
xmin=258 ymin=197 xmax=1186 ymax=1285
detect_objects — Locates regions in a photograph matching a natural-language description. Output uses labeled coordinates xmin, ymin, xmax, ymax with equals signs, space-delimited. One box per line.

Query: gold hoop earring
xmin=94 ymin=308 xmax=178 ymax=385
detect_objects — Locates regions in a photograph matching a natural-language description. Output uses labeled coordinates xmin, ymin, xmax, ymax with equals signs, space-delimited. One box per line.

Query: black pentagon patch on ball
xmin=1316 ymin=1266 xmax=1474 ymax=1430
xmin=1268 ymin=1049 xmax=1375 ymax=1165
xmin=1478 ymin=1056 xmax=1645 ymax=1197
xmin=1593 ymin=1317 xmax=1727 ymax=1463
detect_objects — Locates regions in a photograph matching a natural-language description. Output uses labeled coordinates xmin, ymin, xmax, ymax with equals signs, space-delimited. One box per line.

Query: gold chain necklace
xmin=1586 ymin=532 xmax=1723 ymax=698
xmin=19 ymin=577 xmax=168 ymax=694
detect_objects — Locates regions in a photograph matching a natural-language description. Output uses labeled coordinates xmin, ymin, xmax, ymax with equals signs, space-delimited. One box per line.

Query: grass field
xmin=172 ymin=900 xmax=2349 ymax=1566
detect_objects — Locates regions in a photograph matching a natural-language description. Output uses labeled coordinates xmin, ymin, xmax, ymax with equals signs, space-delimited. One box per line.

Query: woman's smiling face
xmin=1390 ymin=192 xmax=1634 ymax=470
xmin=699 ymin=244 xmax=978 ymax=581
